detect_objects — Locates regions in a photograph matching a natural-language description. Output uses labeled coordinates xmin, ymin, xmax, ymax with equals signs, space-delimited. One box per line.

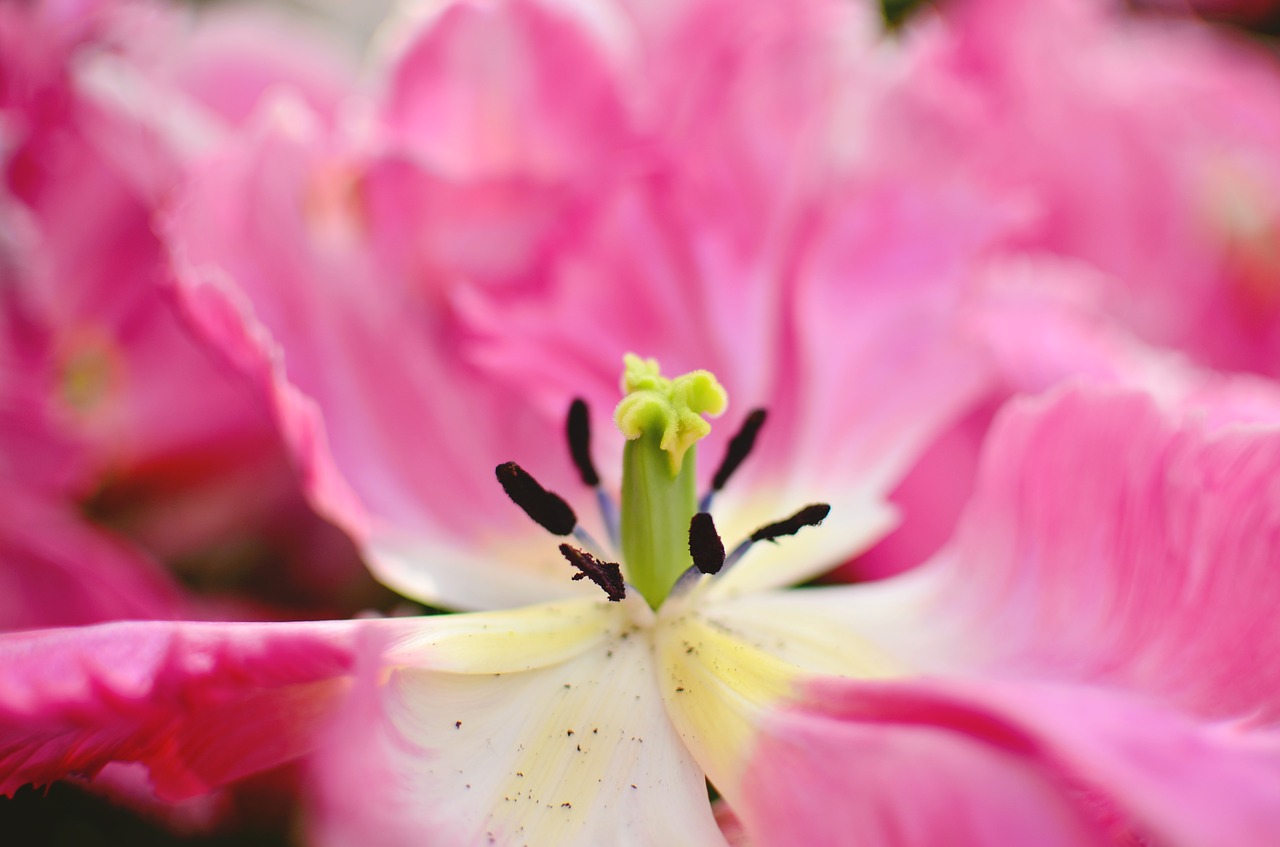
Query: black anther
xmin=559 ymin=544 xmax=626 ymax=602
xmin=495 ymin=462 xmax=578 ymax=536
xmin=688 ymin=512 xmax=726 ymax=575
xmin=711 ymin=409 xmax=767 ymax=491
xmin=567 ymin=398 xmax=600 ymax=487
xmin=749 ymin=503 xmax=831 ymax=544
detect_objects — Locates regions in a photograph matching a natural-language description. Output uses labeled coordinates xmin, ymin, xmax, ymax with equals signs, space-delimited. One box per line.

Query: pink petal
xmin=912 ymin=0 xmax=1280 ymax=376
xmin=0 ymin=489 xmax=181 ymax=630
xmin=161 ymin=5 xmax=358 ymax=129
xmin=3 ymin=1 xmax=346 ymax=569
xmin=970 ymin=255 xmax=1280 ymax=427
xmin=906 ymin=385 xmax=1280 ymax=722
xmin=0 ymin=618 xmax=383 ymax=801
xmin=167 ymin=107 xmax=587 ymax=609
xmin=379 ymin=0 xmax=627 ymax=181
xmin=740 ymin=676 xmax=1280 ymax=847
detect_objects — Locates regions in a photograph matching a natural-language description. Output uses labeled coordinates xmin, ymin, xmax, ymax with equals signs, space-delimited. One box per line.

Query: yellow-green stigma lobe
xmin=614 ymin=354 xmax=727 ymax=608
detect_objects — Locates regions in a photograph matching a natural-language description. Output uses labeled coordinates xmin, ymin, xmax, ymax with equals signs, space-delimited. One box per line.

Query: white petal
xmin=706 ymin=579 xmax=958 ymax=674
xmin=368 ymin=529 xmax=602 ymax=611
xmin=694 ymin=588 xmax=909 ymax=679
xmin=321 ymin=600 xmax=727 ymax=847
xmin=385 ymin=599 xmax=635 ymax=673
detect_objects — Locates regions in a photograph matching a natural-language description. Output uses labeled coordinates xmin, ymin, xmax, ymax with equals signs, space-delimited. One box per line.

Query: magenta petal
xmin=741 ymin=677 xmax=1280 ymax=847
xmin=0 ymin=619 xmax=375 ymax=800
xmin=914 ymin=385 xmax=1280 ymax=722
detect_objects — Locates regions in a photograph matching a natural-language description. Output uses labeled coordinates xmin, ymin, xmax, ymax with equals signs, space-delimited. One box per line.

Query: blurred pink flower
xmin=884 ymin=0 xmax=1280 ymax=375
xmin=0 ymin=0 xmax=371 ymax=624
xmin=841 ymin=0 xmax=1280 ymax=578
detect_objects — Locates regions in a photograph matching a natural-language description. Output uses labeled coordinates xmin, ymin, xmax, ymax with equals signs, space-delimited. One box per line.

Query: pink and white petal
xmin=176 ymin=256 xmax=596 ymax=611
xmin=651 ymin=592 xmax=904 ymax=803
xmin=739 ymin=677 xmax=1280 ymax=847
xmin=168 ymin=104 xmax=593 ymax=609
xmin=705 ymin=183 xmax=1000 ymax=594
xmin=888 ymin=385 xmax=1280 ymax=722
xmin=315 ymin=600 xmax=726 ymax=846
xmin=0 ymin=489 xmax=181 ymax=630
xmin=0 ymin=617 xmax=398 ymax=800
xmin=775 ymin=179 xmax=1000 ymax=497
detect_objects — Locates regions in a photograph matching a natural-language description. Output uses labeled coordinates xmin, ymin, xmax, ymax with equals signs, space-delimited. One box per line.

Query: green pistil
xmin=615 ymin=354 xmax=727 ymax=607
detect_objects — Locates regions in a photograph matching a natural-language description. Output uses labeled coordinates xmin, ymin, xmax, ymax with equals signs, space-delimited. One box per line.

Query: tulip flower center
xmin=497 ymin=354 xmax=829 ymax=610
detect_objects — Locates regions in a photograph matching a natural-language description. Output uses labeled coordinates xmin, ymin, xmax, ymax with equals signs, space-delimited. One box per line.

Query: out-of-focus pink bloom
xmin=0 ymin=486 xmax=180 ymax=629
xmin=838 ymin=0 xmax=1280 ymax=577
xmin=0 ymin=0 xmax=371 ymax=621
xmin=889 ymin=0 xmax=1280 ymax=376
xmin=737 ymin=385 xmax=1280 ymax=845
xmin=0 ymin=205 xmax=182 ymax=628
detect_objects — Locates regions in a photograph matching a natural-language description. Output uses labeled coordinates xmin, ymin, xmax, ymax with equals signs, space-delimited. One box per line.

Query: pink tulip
xmin=2 ymin=0 xmax=1277 ymax=844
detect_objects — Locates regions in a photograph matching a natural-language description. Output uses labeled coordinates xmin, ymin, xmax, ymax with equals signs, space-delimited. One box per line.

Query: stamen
xmin=712 ymin=409 xmax=767 ymax=491
xmin=495 ymin=462 xmax=578 ymax=536
xmin=688 ymin=512 xmax=725 ymax=575
xmin=559 ymin=544 xmax=626 ymax=602
xmin=750 ymin=503 xmax=831 ymax=543
xmin=566 ymin=398 xmax=621 ymax=546
xmin=722 ymin=503 xmax=833 ymax=572
xmin=566 ymin=398 xmax=600 ymax=487
xmin=701 ymin=409 xmax=767 ymax=512
xmin=595 ymin=488 xmax=621 ymax=550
